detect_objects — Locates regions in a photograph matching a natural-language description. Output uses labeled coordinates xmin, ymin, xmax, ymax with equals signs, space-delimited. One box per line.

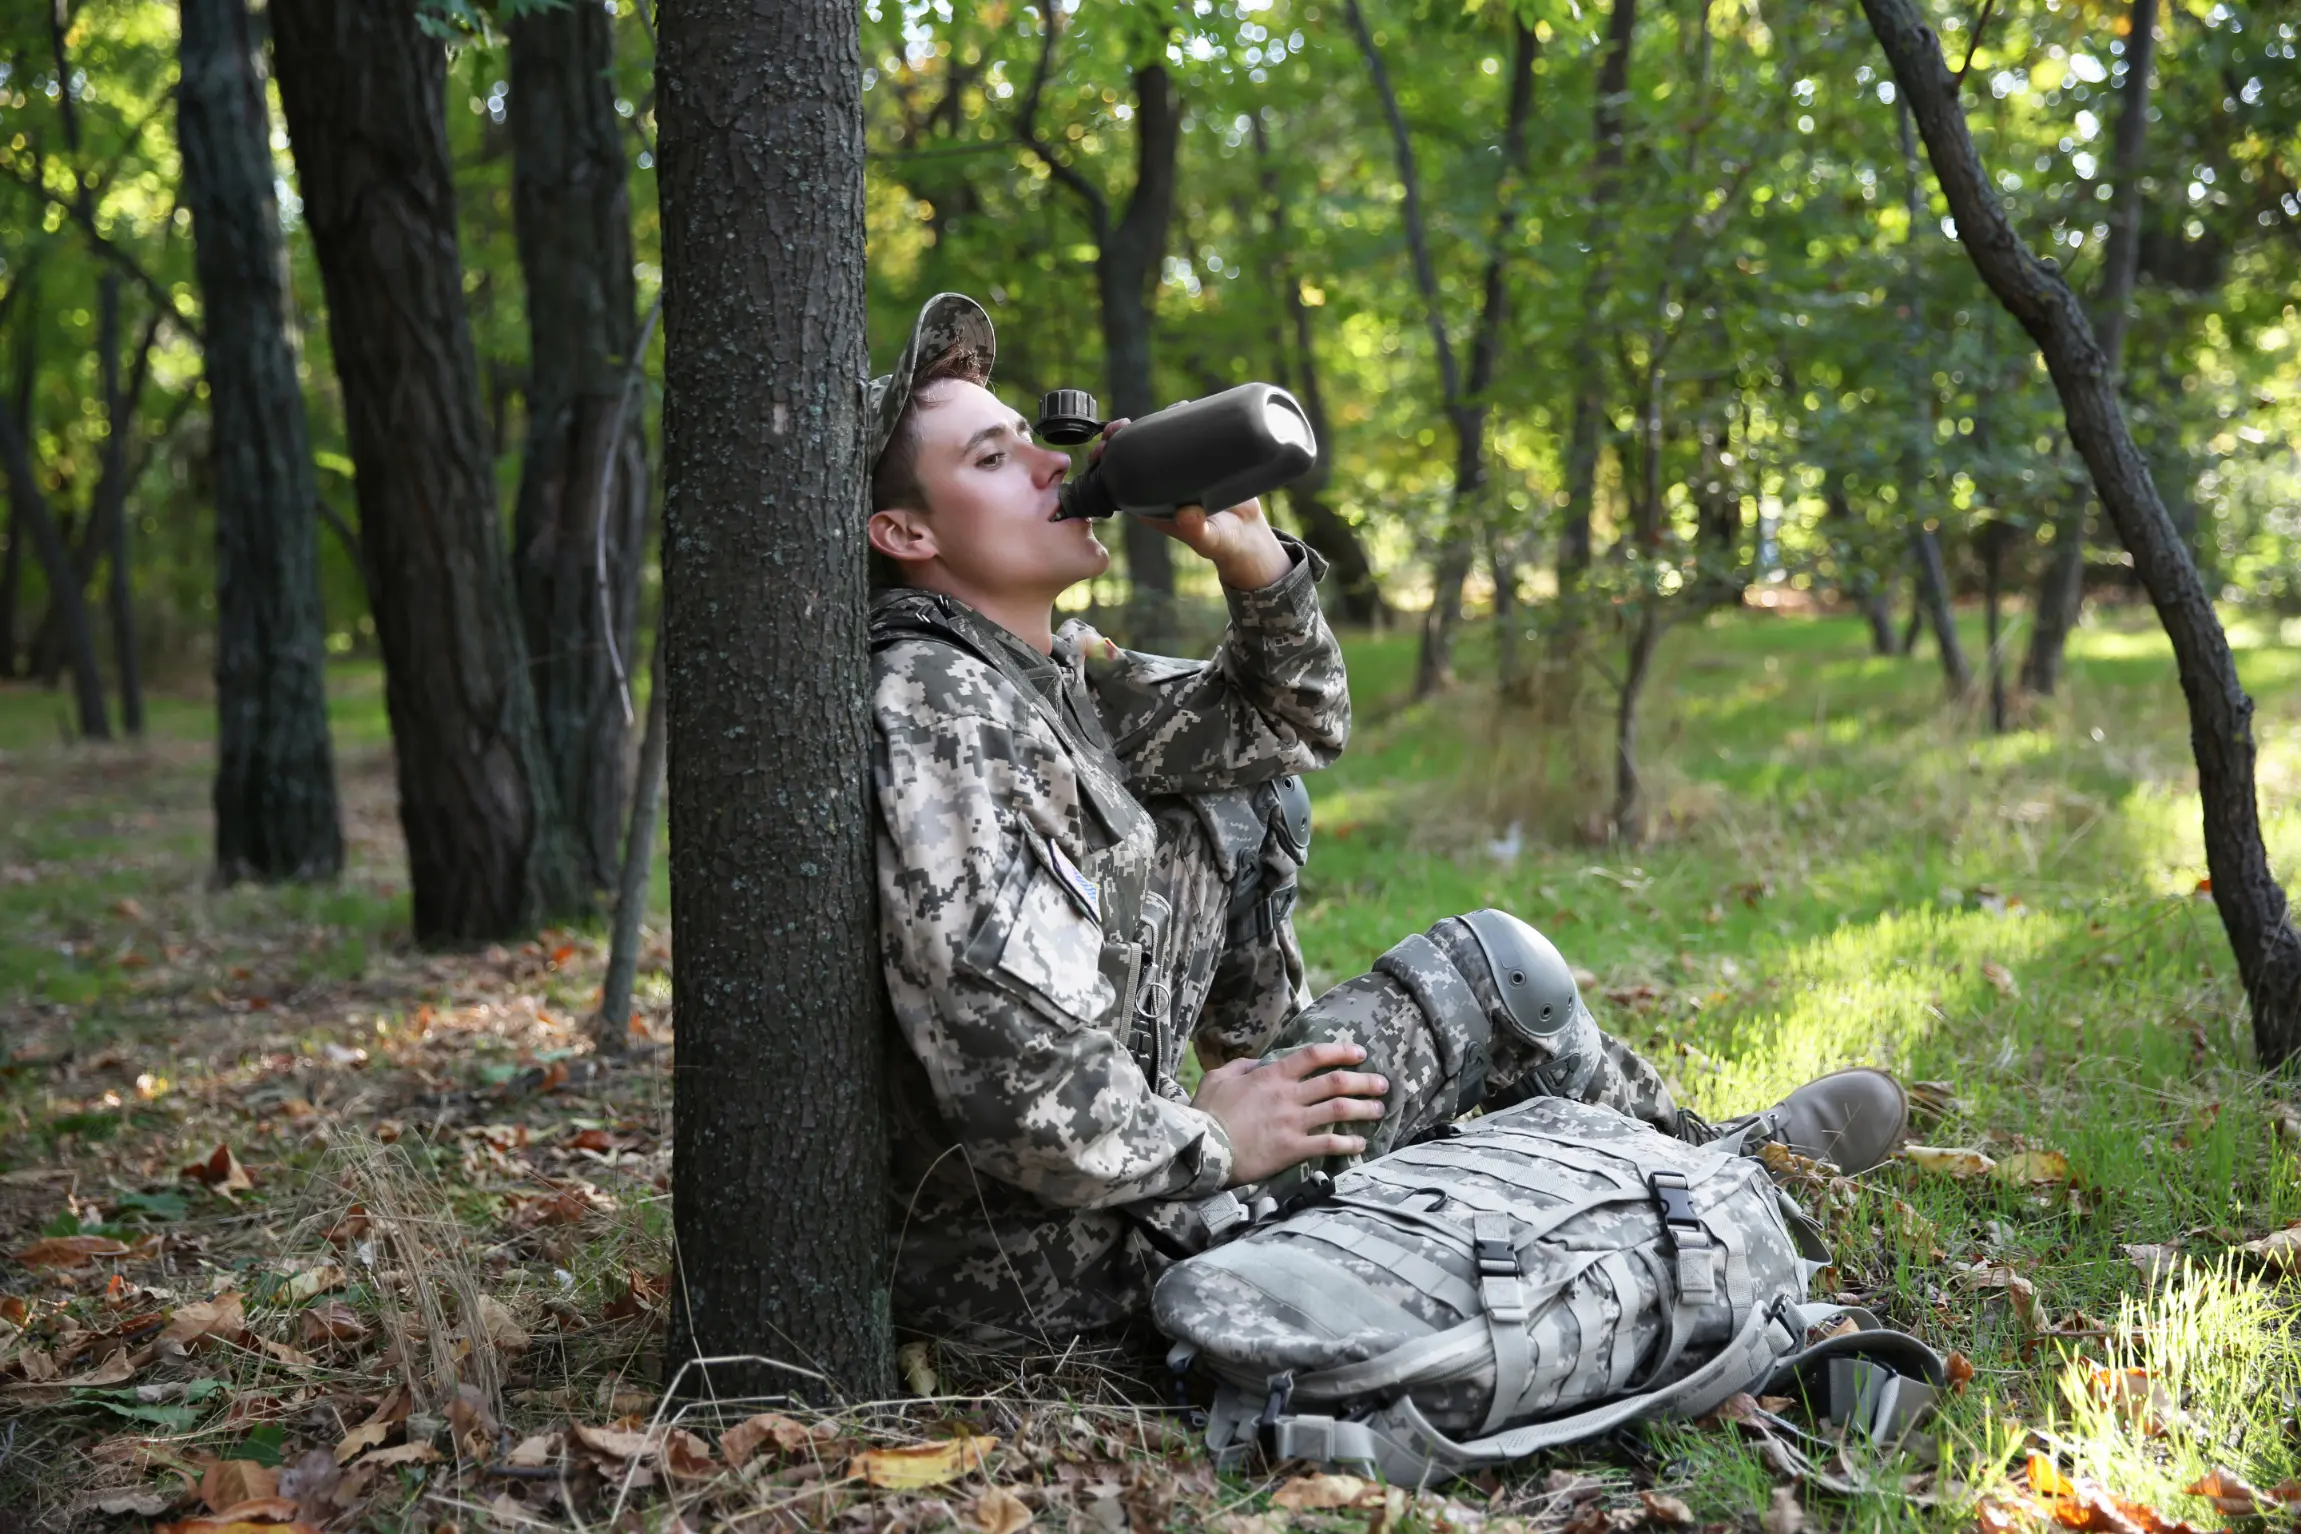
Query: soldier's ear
xmin=868 ymin=506 xmax=939 ymax=568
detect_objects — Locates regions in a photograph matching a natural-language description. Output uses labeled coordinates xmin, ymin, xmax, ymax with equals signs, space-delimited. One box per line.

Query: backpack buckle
xmin=1649 ymin=1171 xmax=1701 ymax=1230
xmin=1474 ymin=1237 xmax=1518 ymax=1276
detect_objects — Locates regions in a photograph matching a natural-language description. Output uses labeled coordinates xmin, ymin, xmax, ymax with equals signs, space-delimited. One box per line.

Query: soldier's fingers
xmin=1298 ymin=1069 xmax=1388 ymax=1104
xmin=1303 ymin=1095 xmax=1385 ymax=1125
xmin=1304 ymin=1131 xmax=1370 ymax=1158
xmin=1271 ymin=1041 xmax=1368 ymax=1078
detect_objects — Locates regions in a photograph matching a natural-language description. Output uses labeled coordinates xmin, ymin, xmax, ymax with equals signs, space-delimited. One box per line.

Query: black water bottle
xmin=1038 ymin=383 xmax=1319 ymax=522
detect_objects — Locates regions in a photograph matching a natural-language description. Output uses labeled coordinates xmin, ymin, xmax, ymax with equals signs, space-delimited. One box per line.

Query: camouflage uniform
xmin=870 ymin=544 xmax=1687 ymax=1343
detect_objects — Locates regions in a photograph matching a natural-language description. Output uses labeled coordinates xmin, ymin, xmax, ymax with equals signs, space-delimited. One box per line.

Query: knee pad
xmin=1456 ymin=908 xmax=1604 ymax=1100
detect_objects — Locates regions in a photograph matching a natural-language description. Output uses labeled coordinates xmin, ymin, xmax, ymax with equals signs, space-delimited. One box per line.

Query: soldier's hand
xmin=1192 ymin=1041 xmax=1387 ymax=1187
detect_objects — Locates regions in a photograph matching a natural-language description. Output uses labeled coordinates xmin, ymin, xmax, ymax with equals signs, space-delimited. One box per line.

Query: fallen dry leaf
xmin=2240 ymin=1225 xmax=2301 ymax=1271
xmin=721 ymin=1412 xmax=833 ymax=1468
xmin=1958 ymin=1263 xmax=2040 ymax=1330
xmin=847 ymin=1435 xmax=997 ymax=1490
xmin=358 ymin=1442 xmax=440 ymax=1469
xmin=2121 ymin=1244 xmax=2183 ymax=1284
xmin=332 ymin=1420 xmax=392 ymax=1466
xmin=506 ymin=1433 xmax=560 ymax=1469
xmin=2184 ymin=1469 xmax=2262 ymax=1518
xmin=182 ymin=1145 xmax=254 ymax=1199
xmin=198 ymin=1461 xmax=280 ymax=1515
xmin=971 ymin=1485 xmax=1034 ymax=1534
xmin=158 ymin=1520 xmax=323 ymax=1534
xmin=661 ymin=1429 xmax=716 ymax=1479
xmin=162 ymin=1293 xmax=247 ymax=1350
xmin=15 ymin=1234 xmax=132 ymax=1267
xmin=1975 ymin=1493 xmax=2043 ymax=1534
xmin=278 ymin=1266 xmax=344 ymax=1305
xmin=54 ymin=1349 xmax=137 ymax=1387
xmin=1982 ymin=961 xmax=2019 ymax=997
xmin=91 ymin=1488 xmax=177 ymax=1516
xmin=1640 ymin=1490 xmax=1695 ymax=1525
xmin=1947 ymin=1352 xmax=1976 ymax=1390
xmin=897 ymin=1338 xmax=939 ymax=1398
xmin=477 ymin=1294 xmax=528 ymax=1354
xmin=1762 ymin=1485 xmax=1805 ymax=1534
xmin=1905 ymin=1145 xmax=1997 ymax=1178
xmin=1996 ymin=1150 xmax=2071 ymax=1185
xmin=571 ymin=1422 xmax=653 ymax=1462
xmin=2086 ymin=1365 xmax=2178 ymax=1436
xmin=300 ymin=1301 xmax=367 ymax=1347
xmin=1272 ymin=1473 xmax=1392 ymax=1513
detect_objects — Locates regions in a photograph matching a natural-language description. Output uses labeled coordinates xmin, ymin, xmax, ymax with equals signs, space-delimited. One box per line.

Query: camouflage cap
xmin=865 ymin=292 xmax=998 ymax=475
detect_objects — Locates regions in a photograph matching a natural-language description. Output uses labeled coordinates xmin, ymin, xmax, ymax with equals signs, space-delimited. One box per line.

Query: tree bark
xmin=658 ymin=0 xmax=891 ymax=1399
xmin=180 ymin=0 xmax=345 ymax=881
xmin=1251 ymin=116 xmax=1386 ymax=629
xmin=594 ymin=617 xmax=665 ymax=1055
xmin=271 ymin=0 xmax=581 ymax=940
xmin=0 ymin=400 xmax=109 ymax=740
xmin=1344 ymin=1 xmax=1537 ymax=697
xmin=509 ymin=0 xmax=646 ymax=891
xmin=1894 ymin=98 xmax=1971 ymax=697
xmin=2023 ymin=0 xmax=2155 ymax=697
xmin=90 ymin=276 xmax=158 ymax=737
xmin=1554 ymin=0 xmax=1638 ymax=615
xmin=1099 ymin=66 xmax=1180 ymax=652
xmin=1861 ymin=0 xmax=2301 ymax=1067
xmin=0 ymin=268 xmax=39 ymax=681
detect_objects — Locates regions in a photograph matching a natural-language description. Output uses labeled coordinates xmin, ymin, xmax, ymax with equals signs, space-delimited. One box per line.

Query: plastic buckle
xmin=1280 ymin=1170 xmax=1336 ymax=1218
xmin=1254 ymin=1371 xmax=1297 ymax=1458
xmin=1649 ymin=1171 xmax=1701 ymax=1230
xmin=1474 ymin=1237 xmax=1519 ymax=1276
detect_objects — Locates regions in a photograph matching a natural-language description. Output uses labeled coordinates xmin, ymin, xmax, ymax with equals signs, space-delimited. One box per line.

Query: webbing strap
xmin=1458 ymin=1126 xmax=1654 ymax=1191
xmin=1597 ymin=1251 xmax=1647 ymax=1395
xmin=1650 ymin=1171 xmax=1716 ymax=1305
xmin=1472 ymin=1211 xmax=1531 ymax=1436
xmin=1372 ymin=934 xmax=1491 ymax=1115
xmin=1286 ymin=1220 xmax=1481 ymax=1317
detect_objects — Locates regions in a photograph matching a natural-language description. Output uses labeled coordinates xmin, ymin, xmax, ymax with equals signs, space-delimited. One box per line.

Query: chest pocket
xmin=960 ymin=833 xmax=1117 ymax=1028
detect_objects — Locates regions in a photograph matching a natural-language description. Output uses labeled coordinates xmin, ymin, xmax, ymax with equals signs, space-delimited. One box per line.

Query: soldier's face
xmin=880 ymin=380 xmax=1111 ymax=597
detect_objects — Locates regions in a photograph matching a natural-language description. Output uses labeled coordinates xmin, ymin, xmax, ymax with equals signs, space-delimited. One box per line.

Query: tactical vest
xmin=869 ymin=592 xmax=1170 ymax=1075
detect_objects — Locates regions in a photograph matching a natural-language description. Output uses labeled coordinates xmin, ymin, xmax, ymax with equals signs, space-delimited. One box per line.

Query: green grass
xmin=3 ymin=604 xmax=2299 ymax=1527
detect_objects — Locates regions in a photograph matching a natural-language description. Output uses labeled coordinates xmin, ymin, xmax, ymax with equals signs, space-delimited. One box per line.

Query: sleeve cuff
xmin=1180 ymin=1105 xmax=1236 ymax=1196
xmin=1222 ymin=533 xmax=1328 ymax=635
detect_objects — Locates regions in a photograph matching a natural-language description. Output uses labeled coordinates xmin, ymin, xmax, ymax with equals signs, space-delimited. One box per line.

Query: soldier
xmin=865 ymin=294 xmax=1906 ymax=1345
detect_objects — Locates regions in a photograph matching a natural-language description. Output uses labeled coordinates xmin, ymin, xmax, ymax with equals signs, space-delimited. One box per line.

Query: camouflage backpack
xmin=1153 ymin=1095 xmax=1946 ymax=1486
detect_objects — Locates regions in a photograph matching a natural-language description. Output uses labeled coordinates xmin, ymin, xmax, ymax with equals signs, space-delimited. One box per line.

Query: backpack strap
xmin=1471 ymin=1212 xmax=1531 ymax=1435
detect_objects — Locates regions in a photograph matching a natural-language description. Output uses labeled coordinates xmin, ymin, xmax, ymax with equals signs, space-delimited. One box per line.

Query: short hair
xmin=870 ymin=343 xmax=993 ymax=515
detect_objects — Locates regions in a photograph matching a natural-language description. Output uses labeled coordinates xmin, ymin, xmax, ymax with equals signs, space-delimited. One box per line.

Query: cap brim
xmin=865 ymin=293 xmax=998 ymax=473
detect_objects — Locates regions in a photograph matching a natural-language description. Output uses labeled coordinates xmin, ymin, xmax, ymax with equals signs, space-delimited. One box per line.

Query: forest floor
xmin=2 ymin=600 xmax=2299 ymax=1534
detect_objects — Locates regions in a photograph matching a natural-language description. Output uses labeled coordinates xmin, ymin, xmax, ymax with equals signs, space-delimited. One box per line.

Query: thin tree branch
xmin=1342 ymin=0 xmax=1461 ymax=412
xmin=1014 ymin=4 xmax=1110 ymax=242
xmin=0 ymin=162 xmax=204 ymax=344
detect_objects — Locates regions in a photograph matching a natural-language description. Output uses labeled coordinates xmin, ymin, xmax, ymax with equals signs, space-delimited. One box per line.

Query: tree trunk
xmin=90 ymin=275 xmax=157 ymax=737
xmin=180 ymin=0 xmax=344 ymax=880
xmin=0 ymin=273 xmax=36 ymax=681
xmin=1979 ymin=520 xmax=2008 ymax=733
xmin=594 ymin=613 xmax=665 ymax=1054
xmin=509 ymin=0 xmax=646 ymax=891
xmin=2023 ymin=0 xmax=2155 ymax=697
xmin=1554 ymin=0 xmax=1637 ymax=628
xmin=1345 ymin=2 xmax=1536 ymax=697
xmin=658 ymin=0 xmax=891 ymax=1400
xmin=1098 ymin=66 xmax=1180 ymax=651
xmin=0 ymin=401 xmax=109 ymax=740
xmin=1824 ymin=473 xmax=1897 ymax=652
xmin=1251 ymin=116 xmax=1386 ymax=629
xmin=0 ymin=502 xmax=18 ymax=679
xmin=1861 ymin=0 xmax=2301 ymax=1067
xmin=1611 ymin=606 xmax=1663 ymax=844
xmin=1894 ymin=98 xmax=1971 ymax=699
xmin=271 ymin=0 xmax=581 ymax=940
xmin=2022 ymin=502 xmax=2086 ymax=694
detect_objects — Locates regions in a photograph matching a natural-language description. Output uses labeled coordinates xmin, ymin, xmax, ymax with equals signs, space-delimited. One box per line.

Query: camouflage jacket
xmin=869 ymin=538 xmax=1350 ymax=1333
